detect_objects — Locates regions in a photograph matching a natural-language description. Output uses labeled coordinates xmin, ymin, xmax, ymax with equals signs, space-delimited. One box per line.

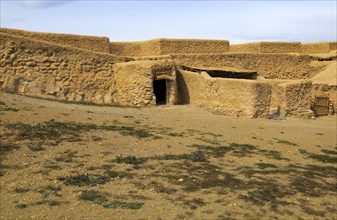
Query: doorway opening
xmin=153 ymin=79 xmax=167 ymax=105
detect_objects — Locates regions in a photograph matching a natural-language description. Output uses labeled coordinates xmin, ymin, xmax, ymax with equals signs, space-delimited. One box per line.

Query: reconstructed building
xmin=1 ymin=28 xmax=336 ymax=118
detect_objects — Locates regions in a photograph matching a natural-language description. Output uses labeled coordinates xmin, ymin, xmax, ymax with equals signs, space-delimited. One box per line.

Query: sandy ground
xmin=0 ymin=92 xmax=336 ymax=220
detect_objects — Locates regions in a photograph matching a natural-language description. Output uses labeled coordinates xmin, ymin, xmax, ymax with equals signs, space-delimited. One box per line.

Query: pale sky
xmin=1 ymin=0 xmax=336 ymax=43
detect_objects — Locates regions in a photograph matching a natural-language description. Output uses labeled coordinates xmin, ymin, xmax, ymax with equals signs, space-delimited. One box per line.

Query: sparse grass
xmin=48 ymin=201 xmax=61 ymax=206
xmin=196 ymin=137 xmax=220 ymax=145
xmin=243 ymin=190 xmax=272 ymax=203
xmin=321 ymin=149 xmax=337 ymax=155
xmin=15 ymin=203 xmax=28 ymax=209
xmin=148 ymin=181 xmax=177 ymax=194
xmin=79 ymin=190 xmax=107 ymax=204
xmin=264 ymin=150 xmax=288 ymax=161
xmin=14 ymin=187 xmax=29 ymax=193
xmin=116 ymin=155 xmax=145 ymax=165
xmin=217 ymin=188 xmax=231 ymax=195
xmin=299 ymin=149 xmax=310 ymax=155
xmin=5 ymin=120 xmax=154 ymax=143
xmin=55 ymin=150 xmax=77 ymax=163
xmin=190 ymin=144 xmax=230 ymax=158
xmin=104 ymin=170 xmax=131 ymax=179
xmin=256 ymin=163 xmax=278 ymax=169
xmin=55 ymin=155 xmax=72 ymax=163
xmin=230 ymin=143 xmax=257 ymax=157
xmin=58 ymin=174 xmax=110 ymax=186
xmin=0 ymin=101 xmax=5 ymax=105
xmin=43 ymin=163 xmax=62 ymax=170
xmin=276 ymin=139 xmax=298 ymax=146
xmin=38 ymin=185 xmax=62 ymax=198
xmin=309 ymin=154 xmax=337 ymax=163
xmin=168 ymin=132 xmax=184 ymax=137
xmin=91 ymin=135 xmax=103 ymax=142
xmin=103 ymin=201 xmax=144 ymax=209
xmin=79 ymin=190 xmax=144 ymax=210
xmin=153 ymin=151 xmax=206 ymax=162
xmin=0 ymin=142 xmax=20 ymax=156
xmin=0 ymin=106 xmax=19 ymax=112
xmin=28 ymin=143 xmax=45 ymax=151
xmin=184 ymin=197 xmax=206 ymax=209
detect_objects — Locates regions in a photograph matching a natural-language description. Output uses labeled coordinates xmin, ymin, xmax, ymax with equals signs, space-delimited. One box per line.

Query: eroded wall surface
xmin=302 ymin=42 xmax=337 ymax=54
xmin=110 ymin=40 xmax=161 ymax=57
xmin=277 ymin=80 xmax=313 ymax=118
xmin=160 ymin=39 xmax=229 ymax=54
xmin=172 ymin=53 xmax=320 ymax=79
xmin=0 ymin=32 xmax=125 ymax=104
xmin=230 ymin=42 xmax=302 ymax=53
xmin=110 ymin=39 xmax=229 ymax=56
xmin=114 ymin=60 xmax=176 ymax=107
xmin=0 ymin=28 xmax=111 ymax=53
xmin=177 ymin=70 xmax=271 ymax=118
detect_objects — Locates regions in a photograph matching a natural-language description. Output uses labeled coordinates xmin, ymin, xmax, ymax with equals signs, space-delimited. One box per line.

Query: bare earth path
xmin=0 ymin=92 xmax=336 ymax=219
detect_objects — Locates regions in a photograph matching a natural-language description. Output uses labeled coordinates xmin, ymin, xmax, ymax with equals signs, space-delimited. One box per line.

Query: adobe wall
xmin=0 ymin=27 xmax=111 ymax=53
xmin=0 ymin=32 xmax=126 ymax=104
xmin=230 ymin=42 xmax=301 ymax=53
xmin=277 ymin=80 xmax=313 ymax=118
xmin=113 ymin=60 xmax=176 ymax=107
xmin=110 ymin=39 xmax=229 ymax=56
xmin=302 ymin=42 xmax=337 ymax=54
xmin=177 ymin=70 xmax=271 ymax=118
xmin=160 ymin=39 xmax=229 ymax=54
xmin=263 ymin=79 xmax=291 ymax=109
xmin=171 ymin=53 xmax=321 ymax=79
xmin=109 ymin=39 xmax=161 ymax=57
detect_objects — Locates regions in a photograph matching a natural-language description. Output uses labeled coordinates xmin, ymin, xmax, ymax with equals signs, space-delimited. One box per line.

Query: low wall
xmin=230 ymin=42 xmax=301 ymax=53
xmin=160 ymin=39 xmax=229 ymax=54
xmin=113 ymin=60 xmax=176 ymax=106
xmin=302 ymin=42 xmax=337 ymax=54
xmin=172 ymin=53 xmax=321 ymax=79
xmin=0 ymin=27 xmax=111 ymax=53
xmin=263 ymin=79 xmax=291 ymax=109
xmin=110 ymin=39 xmax=161 ymax=57
xmin=110 ymin=39 xmax=229 ymax=56
xmin=177 ymin=70 xmax=271 ymax=118
xmin=277 ymin=80 xmax=313 ymax=118
xmin=0 ymin=32 xmax=125 ymax=104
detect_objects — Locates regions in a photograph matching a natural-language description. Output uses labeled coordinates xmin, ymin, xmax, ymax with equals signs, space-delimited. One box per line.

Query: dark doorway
xmin=153 ymin=79 xmax=167 ymax=105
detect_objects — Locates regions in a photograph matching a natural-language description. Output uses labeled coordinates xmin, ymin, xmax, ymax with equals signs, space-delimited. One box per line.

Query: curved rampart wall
xmin=0 ymin=28 xmax=111 ymax=53
xmin=0 ymin=32 xmax=125 ymax=104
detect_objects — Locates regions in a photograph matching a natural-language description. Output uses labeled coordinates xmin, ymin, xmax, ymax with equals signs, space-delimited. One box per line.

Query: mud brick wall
xmin=172 ymin=53 xmax=322 ymax=79
xmin=159 ymin=39 xmax=229 ymax=54
xmin=113 ymin=60 xmax=176 ymax=107
xmin=177 ymin=70 xmax=271 ymax=118
xmin=302 ymin=42 xmax=337 ymax=54
xmin=0 ymin=32 xmax=126 ymax=104
xmin=230 ymin=42 xmax=302 ymax=53
xmin=0 ymin=27 xmax=111 ymax=53
xmin=110 ymin=39 xmax=161 ymax=57
xmin=277 ymin=80 xmax=313 ymax=118
xmin=110 ymin=39 xmax=229 ymax=57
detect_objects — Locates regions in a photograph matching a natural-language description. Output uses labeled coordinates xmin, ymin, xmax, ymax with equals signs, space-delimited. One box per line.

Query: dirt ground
xmin=0 ymin=92 xmax=336 ymax=220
